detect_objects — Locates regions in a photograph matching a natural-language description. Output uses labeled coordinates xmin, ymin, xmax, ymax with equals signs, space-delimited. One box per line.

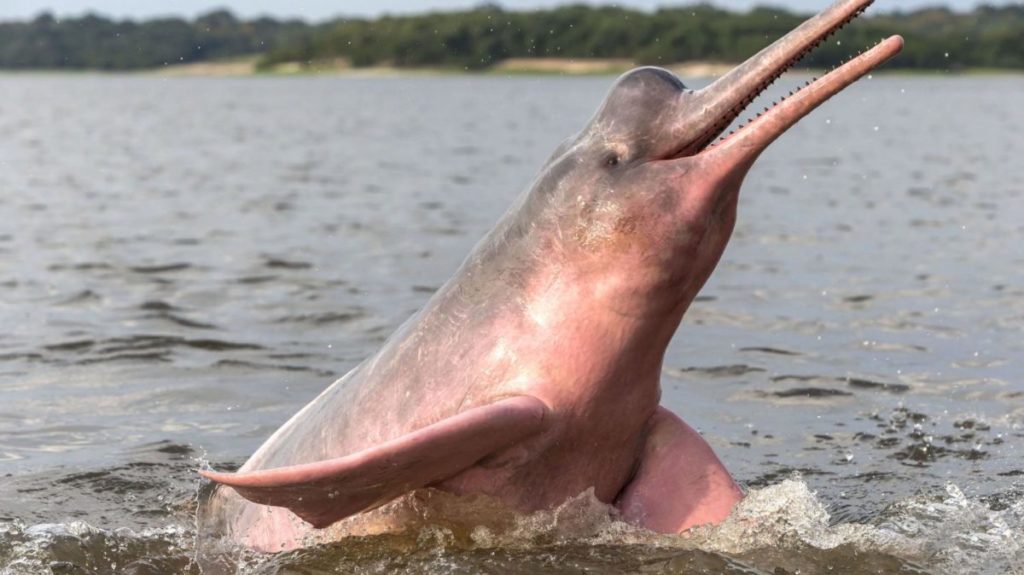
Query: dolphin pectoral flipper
xmin=616 ymin=407 xmax=743 ymax=534
xmin=201 ymin=396 xmax=549 ymax=529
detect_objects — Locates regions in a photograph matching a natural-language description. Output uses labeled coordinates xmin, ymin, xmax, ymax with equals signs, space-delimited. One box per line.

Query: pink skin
xmin=201 ymin=0 xmax=903 ymax=552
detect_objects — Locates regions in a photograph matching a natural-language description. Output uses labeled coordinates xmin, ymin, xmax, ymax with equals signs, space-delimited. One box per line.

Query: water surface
xmin=0 ymin=72 xmax=1022 ymax=573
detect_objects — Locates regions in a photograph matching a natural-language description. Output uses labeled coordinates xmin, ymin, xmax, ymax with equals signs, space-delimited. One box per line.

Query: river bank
xmin=1 ymin=56 xmax=1016 ymax=78
xmin=149 ymin=56 xmax=736 ymax=77
xmin=142 ymin=56 xmax=1023 ymax=78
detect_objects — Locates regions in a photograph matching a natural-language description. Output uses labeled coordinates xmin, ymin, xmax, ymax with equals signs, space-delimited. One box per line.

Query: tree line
xmin=0 ymin=4 xmax=1021 ymax=72
xmin=0 ymin=10 xmax=305 ymax=69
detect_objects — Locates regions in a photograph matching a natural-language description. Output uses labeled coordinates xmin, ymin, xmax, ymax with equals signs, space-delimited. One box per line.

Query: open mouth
xmin=675 ymin=0 xmax=903 ymax=160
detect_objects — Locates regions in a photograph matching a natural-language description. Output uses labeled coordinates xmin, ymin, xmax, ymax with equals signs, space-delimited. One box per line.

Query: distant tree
xmin=0 ymin=6 xmax=1021 ymax=72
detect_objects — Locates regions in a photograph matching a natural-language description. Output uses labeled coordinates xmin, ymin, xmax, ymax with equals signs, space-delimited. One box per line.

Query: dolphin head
xmin=520 ymin=0 xmax=902 ymax=319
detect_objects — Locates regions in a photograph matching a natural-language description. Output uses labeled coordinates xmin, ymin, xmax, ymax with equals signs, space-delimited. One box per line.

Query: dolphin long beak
xmin=674 ymin=0 xmax=903 ymax=161
xmin=706 ymin=34 xmax=903 ymax=166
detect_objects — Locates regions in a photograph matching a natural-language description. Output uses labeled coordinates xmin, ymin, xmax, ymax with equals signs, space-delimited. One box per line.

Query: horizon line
xmin=0 ymin=2 xmax=1002 ymax=25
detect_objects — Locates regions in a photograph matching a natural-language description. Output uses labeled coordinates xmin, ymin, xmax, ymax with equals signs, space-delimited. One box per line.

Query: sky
xmin=0 ymin=0 xmax=1014 ymax=22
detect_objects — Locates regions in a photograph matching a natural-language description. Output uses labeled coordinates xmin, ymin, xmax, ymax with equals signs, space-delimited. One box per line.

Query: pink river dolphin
xmin=201 ymin=0 xmax=903 ymax=552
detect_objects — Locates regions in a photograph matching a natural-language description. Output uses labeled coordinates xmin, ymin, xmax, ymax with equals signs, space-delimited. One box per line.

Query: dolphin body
xmin=202 ymin=0 xmax=903 ymax=552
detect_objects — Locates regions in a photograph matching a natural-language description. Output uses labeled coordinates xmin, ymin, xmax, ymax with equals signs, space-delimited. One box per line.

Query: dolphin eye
xmin=603 ymin=144 xmax=629 ymax=168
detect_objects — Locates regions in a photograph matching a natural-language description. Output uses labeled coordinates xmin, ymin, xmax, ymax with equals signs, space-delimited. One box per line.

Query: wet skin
xmin=202 ymin=0 xmax=903 ymax=552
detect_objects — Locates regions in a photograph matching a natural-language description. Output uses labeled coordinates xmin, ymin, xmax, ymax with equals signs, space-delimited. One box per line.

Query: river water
xmin=0 ymin=72 xmax=1022 ymax=574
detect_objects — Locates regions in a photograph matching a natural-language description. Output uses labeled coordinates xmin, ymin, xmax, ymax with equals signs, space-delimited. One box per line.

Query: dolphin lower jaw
xmin=666 ymin=0 xmax=902 ymax=164
xmin=702 ymin=35 xmax=902 ymax=171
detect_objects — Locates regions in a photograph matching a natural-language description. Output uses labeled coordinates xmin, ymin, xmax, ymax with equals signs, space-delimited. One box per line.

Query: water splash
xmin=877 ymin=483 xmax=1024 ymax=574
xmin=0 ymin=521 xmax=194 ymax=574
xmin=4 ymin=480 xmax=1023 ymax=574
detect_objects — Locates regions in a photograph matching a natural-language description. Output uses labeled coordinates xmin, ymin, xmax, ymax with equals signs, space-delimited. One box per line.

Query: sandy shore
xmin=154 ymin=56 xmax=261 ymax=76
xmin=492 ymin=58 xmax=635 ymax=75
xmin=493 ymin=58 xmax=736 ymax=77
xmin=152 ymin=56 xmax=739 ymax=78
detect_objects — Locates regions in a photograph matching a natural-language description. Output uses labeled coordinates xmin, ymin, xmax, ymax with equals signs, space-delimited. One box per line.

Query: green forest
xmin=0 ymin=4 xmax=1021 ymax=72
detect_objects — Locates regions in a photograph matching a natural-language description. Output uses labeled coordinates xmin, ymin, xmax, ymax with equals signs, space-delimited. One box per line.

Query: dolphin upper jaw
xmin=651 ymin=0 xmax=902 ymax=167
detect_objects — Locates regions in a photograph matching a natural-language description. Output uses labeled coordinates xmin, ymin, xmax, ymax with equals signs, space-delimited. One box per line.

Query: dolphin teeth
xmin=691 ymin=0 xmax=881 ymax=154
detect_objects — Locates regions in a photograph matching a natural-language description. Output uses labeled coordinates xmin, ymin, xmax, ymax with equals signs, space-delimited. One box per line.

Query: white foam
xmin=3 ymin=481 xmax=1023 ymax=574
